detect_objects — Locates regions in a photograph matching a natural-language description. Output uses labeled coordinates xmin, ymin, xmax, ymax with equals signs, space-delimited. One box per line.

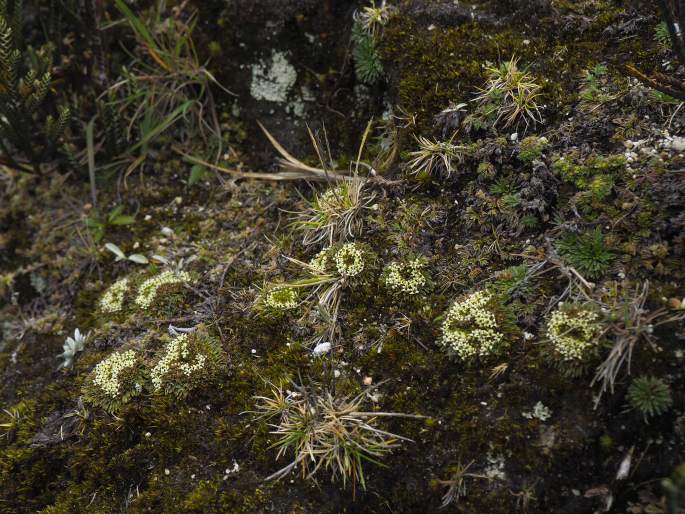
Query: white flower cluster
xmin=318 ymin=186 xmax=346 ymax=212
xmin=546 ymin=306 xmax=601 ymax=361
xmin=93 ymin=350 xmax=138 ymax=398
xmin=135 ymin=270 xmax=191 ymax=309
xmin=334 ymin=243 xmax=365 ymax=278
xmin=264 ymin=287 xmax=299 ymax=311
xmin=151 ymin=334 xmax=207 ymax=392
xmin=383 ymin=258 xmax=427 ymax=295
xmin=99 ymin=277 xmax=130 ymax=313
xmin=309 ymin=249 xmax=329 ymax=273
xmin=440 ymin=291 xmax=505 ymax=360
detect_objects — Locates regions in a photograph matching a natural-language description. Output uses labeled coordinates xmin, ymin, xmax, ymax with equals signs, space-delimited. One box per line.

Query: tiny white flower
xmin=312 ymin=342 xmax=332 ymax=357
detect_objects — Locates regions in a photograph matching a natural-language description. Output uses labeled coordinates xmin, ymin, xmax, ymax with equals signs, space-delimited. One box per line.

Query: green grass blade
xmin=129 ymin=100 xmax=192 ymax=154
xmin=114 ymin=0 xmax=159 ymax=51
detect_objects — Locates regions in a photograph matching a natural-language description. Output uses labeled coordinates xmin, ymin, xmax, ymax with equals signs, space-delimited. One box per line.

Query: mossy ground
xmin=1 ymin=1 xmax=685 ymax=513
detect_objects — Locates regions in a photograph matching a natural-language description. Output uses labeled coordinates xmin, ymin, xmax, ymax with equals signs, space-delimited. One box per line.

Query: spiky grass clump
xmin=471 ymin=56 xmax=543 ymax=133
xmin=381 ymin=256 xmax=431 ymax=296
xmin=254 ymin=381 xmax=415 ymax=489
xmin=83 ymin=349 xmax=145 ymax=413
xmin=627 ymin=376 xmax=673 ymax=421
xmin=354 ymin=0 xmax=393 ymax=38
xmin=556 ymin=228 xmax=615 ymax=280
xmin=545 ymin=303 xmax=604 ymax=375
xmin=407 ymin=135 xmax=466 ymax=178
xmin=289 ymin=180 xmax=375 ymax=246
xmin=439 ymin=290 xmax=514 ymax=361
xmin=150 ymin=330 xmax=225 ymax=399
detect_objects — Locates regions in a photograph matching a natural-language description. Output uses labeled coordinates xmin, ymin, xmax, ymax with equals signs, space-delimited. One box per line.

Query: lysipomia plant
xmin=439 ymin=290 xmax=516 ymax=361
xmin=627 ymin=376 xmax=672 ymax=422
xmin=556 ymin=228 xmax=615 ymax=280
xmin=150 ymin=329 xmax=225 ymax=399
xmin=518 ymin=136 xmax=548 ymax=163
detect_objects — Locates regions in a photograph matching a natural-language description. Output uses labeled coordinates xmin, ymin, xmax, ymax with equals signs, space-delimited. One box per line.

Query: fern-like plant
xmin=0 ymin=0 xmax=72 ymax=173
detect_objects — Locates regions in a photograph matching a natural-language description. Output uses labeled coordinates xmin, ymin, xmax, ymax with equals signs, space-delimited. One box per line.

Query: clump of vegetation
xmin=289 ymin=180 xmax=375 ymax=246
xmin=334 ymin=242 xmax=369 ymax=278
xmin=256 ymin=286 xmax=300 ymax=317
xmin=104 ymin=0 xmax=229 ymax=176
xmin=254 ymin=380 xmax=417 ymax=489
xmin=436 ymin=460 xmax=490 ymax=508
xmin=654 ymin=21 xmax=671 ymax=52
xmin=556 ymin=228 xmax=615 ymax=280
xmin=99 ymin=277 xmax=131 ymax=314
xmin=518 ymin=135 xmax=548 ymax=163
xmin=134 ymin=270 xmax=193 ymax=310
xmin=627 ymin=376 xmax=673 ymax=421
xmin=552 ymin=153 xmax=624 ymax=204
xmin=150 ymin=330 xmax=225 ymax=399
xmin=439 ymin=290 xmax=514 ymax=361
xmin=578 ymin=64 xmax=620 ymax=109
xmin=381 ymin=256 xmax=431 ymax=296
xmin=545 ymin=303 xmax=604 ymax=371
xmin=406 ymin=135 xmax=465 ymax=178
xmin=469 ymin=57 xmax=543 ymax=133
xmin=260 ymin=242 xmax=377 ymax=341
xmin=83 ymin=349 xmax=144 ymax=413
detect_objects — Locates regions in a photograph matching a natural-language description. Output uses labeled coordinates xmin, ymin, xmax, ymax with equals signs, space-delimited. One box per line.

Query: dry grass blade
xmin=591 ymin=281 xmax=685 ymax=405
xmin=174 ymin=148 xmax=324 ymax=181
xmin=257 ymin=121 xmax=352 ymax=180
